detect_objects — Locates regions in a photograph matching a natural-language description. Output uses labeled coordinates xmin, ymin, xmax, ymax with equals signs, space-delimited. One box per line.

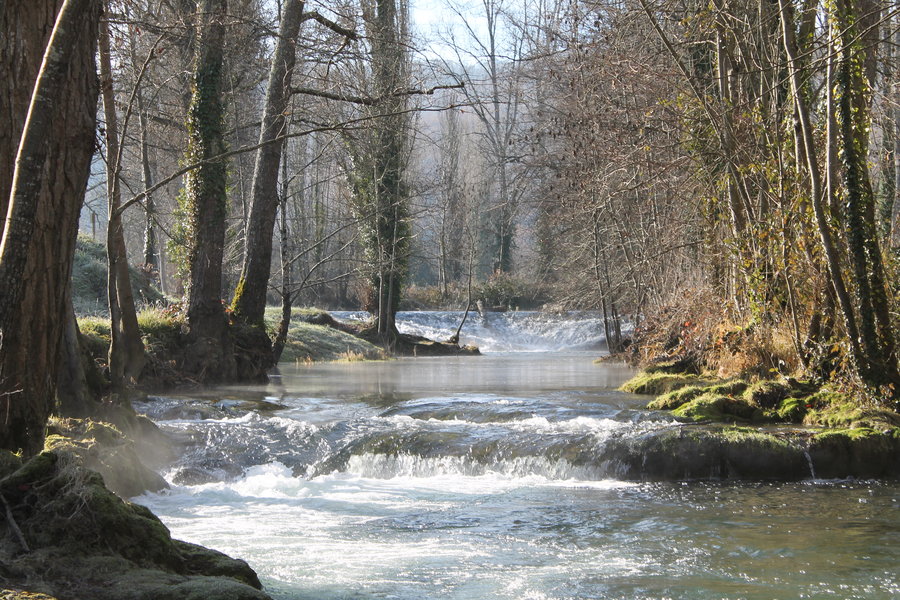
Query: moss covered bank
xmin=617 ymin=364 xmax=900 ymax=480
xmin=0 ymin=451 xmax=272 ymax=600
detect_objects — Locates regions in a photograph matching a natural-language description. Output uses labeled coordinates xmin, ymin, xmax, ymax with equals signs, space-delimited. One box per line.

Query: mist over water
xmin=137 ymin=312 xmax=900 ymax=599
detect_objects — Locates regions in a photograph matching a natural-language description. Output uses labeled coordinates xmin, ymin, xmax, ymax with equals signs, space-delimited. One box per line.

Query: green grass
xmin=264 ymin=307 xmax=383 ymax=363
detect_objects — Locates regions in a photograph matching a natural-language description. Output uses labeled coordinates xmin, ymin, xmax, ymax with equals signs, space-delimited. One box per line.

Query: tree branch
xmin=291 ymin=82 xmax=464 ymax=106
xmin=300 ymin=10 xmax=357 ymax=40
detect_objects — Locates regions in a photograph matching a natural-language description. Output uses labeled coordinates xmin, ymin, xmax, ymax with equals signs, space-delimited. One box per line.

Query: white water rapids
xmin=135 ymin=312 xmax=900 ymax=599
xmin=334 ymin=310 xmax=619 ymax=352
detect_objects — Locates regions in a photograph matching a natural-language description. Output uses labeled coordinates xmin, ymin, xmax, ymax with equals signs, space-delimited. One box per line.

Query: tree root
xmin=0 ymin=491 xmax=29 ymax=552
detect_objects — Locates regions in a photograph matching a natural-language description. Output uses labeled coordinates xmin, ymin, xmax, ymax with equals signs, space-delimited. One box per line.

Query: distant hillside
xmin=73 ymin=235 xmax=165 ymax=315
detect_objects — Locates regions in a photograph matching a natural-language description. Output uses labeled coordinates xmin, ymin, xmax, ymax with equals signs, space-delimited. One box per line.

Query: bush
xmin=137 ymin=309 xmax=182 ymax=355
xmin=79 ymin=316 xmax=111 ymax=360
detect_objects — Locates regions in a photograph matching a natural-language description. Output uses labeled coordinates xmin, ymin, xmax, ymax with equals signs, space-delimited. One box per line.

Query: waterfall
xmin=333 ymin=310 xmax=619 ymax=352
xmin=803 ymin=449 xmax=817 ymax=479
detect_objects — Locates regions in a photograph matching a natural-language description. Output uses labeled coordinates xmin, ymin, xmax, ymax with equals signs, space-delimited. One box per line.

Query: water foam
xmin=333 ymin=310 xmax=618 ymax=352
xmin=342 ymin=452 xmax=629 ymax=488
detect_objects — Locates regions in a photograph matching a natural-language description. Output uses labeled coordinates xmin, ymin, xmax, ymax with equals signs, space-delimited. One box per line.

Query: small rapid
xmin=136 ymin=363 xmax=669 ymax=487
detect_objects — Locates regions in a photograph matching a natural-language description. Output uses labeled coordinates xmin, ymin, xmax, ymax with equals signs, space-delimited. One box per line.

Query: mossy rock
xmin=175 ymin=541 xmax=261 ymax=588
xmin=708 ymin=379 xmax=749 ymax=396
xmin=803 ymin=391 xmax=900 ymax=431
xmin=604 ymin=425 xmax=807 ymax=480
xmin=774 ymin=396 xmax=807 ymax=423
xmin=0 ymin=592 xmax=59 ymax=600
xmin=43 ymin=418 xmax=168 ymax=498
xmin=0 ymin=450 xmax=23 ymax=479
xmin=108 ymin=573 xmax=270 ymax=600
xmin=743 ymin=380 xmax=791 ymax=409
xmin=647 ymin=379 xmax=748 ymax=412
xmin=643 ymin=358 xmax=700 ymax=375
xmin=672 ymin=393 xmax=761 ymax=423
xmin=807 ymin=428 xmax=900 ymax=478
xmin=647 ymin=385 xmax=707 ymax=411
xmin=0 ymin=452 xmax=271 ymax=600
xmin=620 ymin=372 xmax=709 ymax=396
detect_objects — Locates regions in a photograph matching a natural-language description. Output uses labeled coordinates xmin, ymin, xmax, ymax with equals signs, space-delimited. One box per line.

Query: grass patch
xmin=620 ymin=372 xmax=709 ymax=395
xmin=804 ymin=391 xmax=900 ymax=431
xmin=280 ymin=321 xmax=383 ymax=363
xmin=137 ymin=309 xmax=182 ymax=354
xmin=264 ymin=308 xmax=383 ymax=363
xmin=72 ymin=234 xmax=165 ymax=316
xmin=78 ymin=316 xmax=111 ymax=360
xmin=648 ymin=385 xmax=707 ymax=410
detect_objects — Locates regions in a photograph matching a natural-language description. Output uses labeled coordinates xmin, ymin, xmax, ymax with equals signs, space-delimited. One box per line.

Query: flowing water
xmin=137 ymin=312 xmax=900 ymax=599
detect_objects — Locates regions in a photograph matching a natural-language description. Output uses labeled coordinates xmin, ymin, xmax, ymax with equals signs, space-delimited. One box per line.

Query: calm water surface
xmin=137 ymin=351 xmax=900 ymax=599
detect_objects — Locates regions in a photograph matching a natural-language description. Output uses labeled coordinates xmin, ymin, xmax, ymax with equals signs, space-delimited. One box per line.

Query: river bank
xmin=611 ymin=299 xmax=900 ymax=480
xmin=0 ymin=450 xmax=271 ymax=600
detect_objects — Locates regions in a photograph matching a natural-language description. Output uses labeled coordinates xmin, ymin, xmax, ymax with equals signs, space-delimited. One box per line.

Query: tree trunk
xmin=57 ymin=286 xmax=103 ymax=418
xmin=890 ymin=15 xmax=900 ymax=247
xmin=182 ymin=0 xmax=236 ymax=382
xmin=0 ymin=0 xmax=101 ymax=455
xmin=99 ymin=12 xmax=146 ymax=391
xmin=137 ymin=89 xmax=160 ymax=275
xmin=351 ymin=0 xmax=411 ymax=344
xmin=778 ymin=0 xmax=865 ymax=371
xmin=833 ymin=0 xmax=900 ymax=391
xmin=231 ymin=0 xmax=305 ymax=329
xmin=272 ymin=151 xmax=294 ymax=363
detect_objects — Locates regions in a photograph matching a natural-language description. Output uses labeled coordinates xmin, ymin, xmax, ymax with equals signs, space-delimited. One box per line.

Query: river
xmin=136 ymin=311 xmax=900 ymax=599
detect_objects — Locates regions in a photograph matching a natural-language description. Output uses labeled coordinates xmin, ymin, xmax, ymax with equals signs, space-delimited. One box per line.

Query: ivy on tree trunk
xmin=181 ymin=0 xmax=236 ymax=382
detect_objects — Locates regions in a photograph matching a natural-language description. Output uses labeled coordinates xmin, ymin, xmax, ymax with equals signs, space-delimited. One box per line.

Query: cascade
xmin=333 ymin=310 xmax=619 ymax=352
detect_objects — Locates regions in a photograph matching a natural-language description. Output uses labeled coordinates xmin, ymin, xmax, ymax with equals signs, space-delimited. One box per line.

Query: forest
xmin=1 ymin=0 xmax=899 ymax=598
